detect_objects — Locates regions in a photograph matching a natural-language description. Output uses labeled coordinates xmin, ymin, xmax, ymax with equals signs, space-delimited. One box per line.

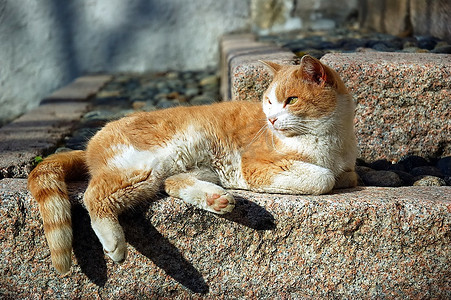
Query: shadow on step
xmin=72 ymin=204 xmax=108 ymax=287
xmin=121 ymin=209 xmax=210 ymax=294
xmin=221 ymin=195 xmax=276 ymax=230
xmin=70 ymin=193 xmax=274 ymax=293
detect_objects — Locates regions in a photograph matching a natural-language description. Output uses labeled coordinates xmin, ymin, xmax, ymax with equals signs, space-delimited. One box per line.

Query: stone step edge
xmin=220 ymin=33 xmax=299 ymax=101
xmin=0 ymin=75 xmax=112 ymax=179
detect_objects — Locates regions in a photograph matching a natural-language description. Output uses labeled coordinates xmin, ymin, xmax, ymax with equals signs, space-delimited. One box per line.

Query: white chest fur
xmin=107 ymin=125 xmax=248 ymax=189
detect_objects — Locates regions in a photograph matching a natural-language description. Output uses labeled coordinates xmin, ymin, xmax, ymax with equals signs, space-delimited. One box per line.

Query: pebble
xmin=262 ymin=29 xmax=451 ymax=58
xmin=356 ymin=155 xmax=451 ymax=187
xmin=413 ymin=176 xmax=447 ymax=187
xmin=397 ymin=155 xmax=429 ymax=172
xmin=436 ymin=157 xmax=451 ymax=176
xmin=410 ymin=166 xmax=443 ymax=178
xmin=369 ymin=159 xmax=391 ymax=171
xmin=361 ymin=171 xmax=403 ymax=187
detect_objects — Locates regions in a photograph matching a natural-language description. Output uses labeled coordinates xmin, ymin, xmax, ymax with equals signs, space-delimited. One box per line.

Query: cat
xmin=28 ymin=55 xmax=358 ymax=274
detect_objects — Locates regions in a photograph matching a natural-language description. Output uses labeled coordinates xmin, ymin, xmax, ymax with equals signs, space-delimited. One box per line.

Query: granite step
xmin=1 ymin=179 xmax=449 ymax=298
xmin=221 ymin=34 xmax=451 ymax=162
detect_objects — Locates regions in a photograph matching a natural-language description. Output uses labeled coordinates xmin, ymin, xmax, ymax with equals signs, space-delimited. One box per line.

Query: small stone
xmin=416 ymin=36 xmax=438 ymax=50
xmin=361 ymin=171 xmax=403 ymax=187
xmin=81 ymin=110 xmax=116 ymax=127
xmin=166 ymin=92 xmax=180 ymax=99
xmin=410 ymin=166 xmax=443 ymax=178
xmin=184 ymin=87 xmax=200 ymax=97
xmin=156 ymin=99 xmax=179 ymax=109
xmin=166 ymin=72 xmax=179 ymax=79
xmin=199 ymin=75 xmax=218 ymax=87
xmin=54 ymin=147 xmax=73 ymax=154
xmin=369 ymin=159 xmax=391 ymax=171
xmin=398 ymin=156 xmax=429 ymax=172
xmin=96 ymin=90 xmax=121 ymax=98
xmin=431 ymin=45 xmax=451 ymax=54
xmin=355 ymin=166 xmax=373 ymax=177
xmin=355 ymin=158 xmax=369 ymax=167
xmin=388 ymin=163 xmax=406 ymax=172
xmin=156 ymin=81 xmax=168 ymax=90
xmin=413 ymin=176 xmax=447 ymax=186
xmin=371 ymin=42 xmax=395 ymax=52
xmin=391 ymin=170 xmax=415 ymax=186
xmin=190 ymin=95 xmax=215 ymax=106
xmin=132 ymin=101 xmax=146 ymax=110
xmin=436 ymin=156 xmax=451 ymax=176
xmin=296 ymin=49 xmax=326 ymax=59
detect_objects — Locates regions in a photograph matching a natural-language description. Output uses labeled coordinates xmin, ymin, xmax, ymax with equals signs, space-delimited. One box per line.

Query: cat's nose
xmin=268 ymin=117 xmax=277 ymax=125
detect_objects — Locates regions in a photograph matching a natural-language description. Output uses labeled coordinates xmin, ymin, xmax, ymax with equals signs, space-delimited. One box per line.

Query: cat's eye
xmin=266 ymin=97 xmax=272 ymax=104
xmin=285 ymin=96 xmax=298 ymax=106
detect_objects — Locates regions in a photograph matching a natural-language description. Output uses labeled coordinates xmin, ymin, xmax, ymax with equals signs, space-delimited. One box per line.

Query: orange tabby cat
xmin=28 ymin=55 xmax=357 ymax=274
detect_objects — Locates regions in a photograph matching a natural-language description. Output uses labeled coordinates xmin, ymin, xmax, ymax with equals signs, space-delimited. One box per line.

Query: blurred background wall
xmin=1 ymin=0 xmax=449 ymax=126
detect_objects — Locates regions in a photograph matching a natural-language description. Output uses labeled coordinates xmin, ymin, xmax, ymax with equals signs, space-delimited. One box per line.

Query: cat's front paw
xmin=206 ymin=192 xmax=235 ymax=214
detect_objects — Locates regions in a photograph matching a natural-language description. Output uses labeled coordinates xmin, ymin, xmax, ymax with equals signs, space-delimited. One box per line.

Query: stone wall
xmin=251 ymin=0 xmax=358 ymax=33
xmin=359 ymin=0 xmax=451 ymax=42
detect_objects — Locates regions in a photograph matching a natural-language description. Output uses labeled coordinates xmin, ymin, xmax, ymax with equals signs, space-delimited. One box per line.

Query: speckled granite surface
xmin=221 ymin=35 xmax=451 ymax=162
xmin=321 ymin=52 xmax=451 ymax=162
xmin=1 ymin=178 xmax=449 ymax=298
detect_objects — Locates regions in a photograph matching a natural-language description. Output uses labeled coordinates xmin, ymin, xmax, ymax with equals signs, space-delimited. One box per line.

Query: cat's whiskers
xmin=245 ymin=123 xmax=269 ymax=150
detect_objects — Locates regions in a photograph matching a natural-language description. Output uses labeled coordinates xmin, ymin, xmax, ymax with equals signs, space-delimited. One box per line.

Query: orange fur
xmin=28 ymin=55 xmax=357 ymax=273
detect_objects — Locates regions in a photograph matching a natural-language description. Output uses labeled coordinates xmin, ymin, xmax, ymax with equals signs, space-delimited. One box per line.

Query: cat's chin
xmin=273 ymin=128 xmax=298 ymax=137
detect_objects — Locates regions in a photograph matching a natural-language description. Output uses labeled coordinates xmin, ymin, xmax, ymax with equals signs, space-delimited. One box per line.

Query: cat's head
xmin=260 ymin=55 xmax=349 ymax=137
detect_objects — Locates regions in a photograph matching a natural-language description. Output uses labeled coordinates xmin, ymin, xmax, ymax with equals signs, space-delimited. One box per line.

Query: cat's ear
xmin=299 ymin=55 xmax=333 ymax=87
xmin=259 ymin=60 xmax=282 ymax=74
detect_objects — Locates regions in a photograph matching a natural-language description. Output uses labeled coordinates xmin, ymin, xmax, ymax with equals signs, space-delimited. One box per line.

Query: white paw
xmin=205 ymin=192 xmax=235 ymax=214
xmin=91 ymin=218 xmax=127 ymax=263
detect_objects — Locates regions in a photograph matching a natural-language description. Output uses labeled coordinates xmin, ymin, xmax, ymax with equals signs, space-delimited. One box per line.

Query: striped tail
xmin=27 ymin=150 xmax=87 ymax=274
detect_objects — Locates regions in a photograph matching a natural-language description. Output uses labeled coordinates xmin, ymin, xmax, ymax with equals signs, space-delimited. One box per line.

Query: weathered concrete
xmin=1 ymin=178 xmax=449 ymax=298
xmin=0 ymin=0 xmax=251 ymax=125
xmin=0 ymin=75 xmax=111 ymax=179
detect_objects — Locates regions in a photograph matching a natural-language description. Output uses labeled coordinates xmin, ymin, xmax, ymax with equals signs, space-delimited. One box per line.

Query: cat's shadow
xmin=71 ymin=193 xmax=275 ymax=293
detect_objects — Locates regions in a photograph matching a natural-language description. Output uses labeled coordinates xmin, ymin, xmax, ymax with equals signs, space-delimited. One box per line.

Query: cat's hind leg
xmin=83 ymin=171 xmax=159 ymax=263
xmin=164 ymin=169 xmax=235 ymax=214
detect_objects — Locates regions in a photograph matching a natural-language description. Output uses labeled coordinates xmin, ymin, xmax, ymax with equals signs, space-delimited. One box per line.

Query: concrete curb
xmin=0 ymin=75 xmax=112 ymax=178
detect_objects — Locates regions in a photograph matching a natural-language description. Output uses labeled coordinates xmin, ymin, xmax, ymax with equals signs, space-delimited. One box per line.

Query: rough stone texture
xmin=221 ymin=36 xmax=450 ymax=162
xmin=359 ymin=0 xmax=451 ymax=42
xmin=410 ymin=0 xmax=451 ymax=42
xmin=358 ymin=0 xmax=411 ymax=37
xmin=0 ymin=75 xmax=111 ymax=179
xmin=220 ymin=34 xmax=298 ymax=101
xmin=321 ymin=52 xmax=451 ymax=162
xmin=1 ymin=178 xmax=449 ymax=298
